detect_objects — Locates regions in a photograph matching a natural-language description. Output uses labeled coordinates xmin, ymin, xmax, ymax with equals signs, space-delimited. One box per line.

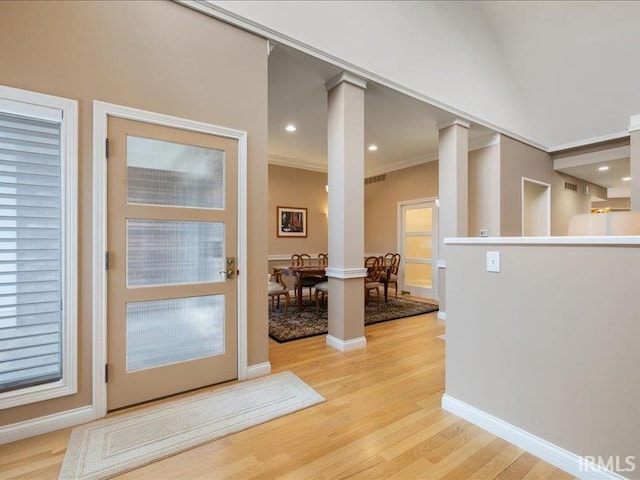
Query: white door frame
xmin=397 ymin=197 xmax=439 ymax=299
xmin=521 ymin=177 xmax=551 ymax=236
xmin=91 ymin=101 xmax=248 ymax=419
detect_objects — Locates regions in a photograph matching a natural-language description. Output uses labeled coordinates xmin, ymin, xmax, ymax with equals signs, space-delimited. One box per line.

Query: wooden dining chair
xmin=314 ymin=280 xmax=329 ymax=312
xmin=268 ymin=272 xmax=290 ymax=315
xmin=291 ymin=253 xmax=322 ymax=300
xmin=382 ymin=253 xmax=401 ymax=298
xmin=365 ymin=255 xmax=379 ymax=269
xmin=364 ymin=257 xmax=384 ymax=307
xmin=317 ymin=253 xmax=328 ymax=266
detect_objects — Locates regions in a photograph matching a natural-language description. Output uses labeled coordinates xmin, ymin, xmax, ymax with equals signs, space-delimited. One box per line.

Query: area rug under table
xmin=59 ymin=371 xmax=324 ymax=480
xmin=269 ymin=296 xmax=439 ymax=343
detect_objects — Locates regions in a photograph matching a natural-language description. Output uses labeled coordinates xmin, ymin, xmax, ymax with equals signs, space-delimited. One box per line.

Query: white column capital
xmin=437 ymin=118 xmax=471 ymax=131
xmin=629 ymin=114 xmax=640 ymax=133
xmin=325 ymin=72 xmax=367 ymax=92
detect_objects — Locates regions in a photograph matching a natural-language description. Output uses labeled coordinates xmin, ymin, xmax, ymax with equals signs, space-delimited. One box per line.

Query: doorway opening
xmin=522 ymin=177 xmax=551 ymax=236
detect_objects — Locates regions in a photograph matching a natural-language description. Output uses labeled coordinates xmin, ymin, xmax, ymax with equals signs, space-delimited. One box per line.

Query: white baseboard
xmin=442 ymin=395 xmax=627 ymax=480
xmin=246 ymin=362 xmax=272 ymax=379
xmin=437 ymin=311 xmax=446 ymax=321
xmin=326 ymin=334 xmax=367 ymax=351
xmin=0 ymin=405 xmax=94 ymax=445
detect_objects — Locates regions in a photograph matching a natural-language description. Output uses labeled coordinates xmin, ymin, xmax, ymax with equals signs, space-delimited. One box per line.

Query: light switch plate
xmin=487 ymin=251 xmax=500 ymax=272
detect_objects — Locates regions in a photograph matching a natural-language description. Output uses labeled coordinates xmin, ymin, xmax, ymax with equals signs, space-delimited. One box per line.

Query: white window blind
xmin=0 ymin=111 xmax=62 ymax=394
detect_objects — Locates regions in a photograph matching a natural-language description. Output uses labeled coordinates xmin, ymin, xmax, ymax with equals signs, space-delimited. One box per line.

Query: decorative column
xmin=629 ymin=115 xmax=640 ymax=211
xmin=324 ymin=72 xmax=368 ymax=351
xmin=437 ymin=119 xmax=469 ymax=320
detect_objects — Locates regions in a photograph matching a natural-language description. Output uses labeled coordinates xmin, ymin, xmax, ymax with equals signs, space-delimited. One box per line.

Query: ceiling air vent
xmin=365 ymin=174 xmax=386 ymax=185
xmin=564 ymin=181 xmax=578 ymax=192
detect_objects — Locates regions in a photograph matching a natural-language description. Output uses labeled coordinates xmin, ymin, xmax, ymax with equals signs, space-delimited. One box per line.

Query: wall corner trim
xmin=246 ymin=362 xmax=272 ymax=379
xmin=325 ymin=267 xmax=368 ymax=279
xmin=437 ymin=311 xmax=446 ymax=321
xmin=441 ymin=394 xmax=627 ymax=480
xmin=0 ymin=405 xmax=94 ymax=445
xmin=326 ymin=335 xmax=367 ymax=352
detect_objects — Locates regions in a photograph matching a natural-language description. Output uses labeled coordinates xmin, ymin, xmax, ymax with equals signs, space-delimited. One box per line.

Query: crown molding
xmin=549 ymin=130 xmax=629 ymax=153
xmin=365 ymin=151 xmax=439 ymax=178
xmin=437 ymin=118 xmax=471 ymax=130
xmin=325 ymin=72 xmax=367 ymax=92
xmin=468 ymin=133 xmax=500 ymax=152
xmin=271 ymin=134 xmax=501 ymax=178
xmin=268 ymin=154 xmax=327 ymax=173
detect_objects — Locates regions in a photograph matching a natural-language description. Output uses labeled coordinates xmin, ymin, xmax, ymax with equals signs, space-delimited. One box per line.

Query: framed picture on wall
xmin=277 ymin=206 xmax=307 ymax=237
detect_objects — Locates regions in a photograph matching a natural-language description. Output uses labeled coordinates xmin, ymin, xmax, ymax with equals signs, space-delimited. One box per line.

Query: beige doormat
xmin=59 ymin=371 xmax=324 ymax=480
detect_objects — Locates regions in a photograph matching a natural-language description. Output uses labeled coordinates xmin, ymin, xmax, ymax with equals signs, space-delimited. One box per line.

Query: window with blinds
xmin=0 ymin=111 xmax=63 ymax=394
xmin=0 ymin=86 xmax=76 ymax=409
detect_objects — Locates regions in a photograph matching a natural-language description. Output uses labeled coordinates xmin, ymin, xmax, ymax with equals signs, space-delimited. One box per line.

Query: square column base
xmin=326 ymin=334 xmax=367 ymax=351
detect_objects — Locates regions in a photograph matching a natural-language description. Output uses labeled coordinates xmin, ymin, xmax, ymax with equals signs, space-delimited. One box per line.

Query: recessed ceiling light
xmin=285 ymin=124 xmax=297 ymax=132
xmin=623 ymin=176 xmax=632 ymax=182
xmin=598 ymin=166 xmax=609 ymax=171
xmin=367 ymin=144 xmax=378 ymax=151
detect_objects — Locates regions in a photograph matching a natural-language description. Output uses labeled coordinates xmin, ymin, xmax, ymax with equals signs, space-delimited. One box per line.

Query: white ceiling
xmin=479 ymin=1 xmax=640 ymax=149
xmin=553 ymin=142 xmax=631 ymax=192
xmin=268 ymin=45 xmax=494 ymax=176
xmin=557 ymin=158 xmax=630 ymax=190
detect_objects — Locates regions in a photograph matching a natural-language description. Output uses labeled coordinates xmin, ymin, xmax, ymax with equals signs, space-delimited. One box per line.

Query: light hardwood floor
xmin=0 ymin=310 xmax=574 ymax=479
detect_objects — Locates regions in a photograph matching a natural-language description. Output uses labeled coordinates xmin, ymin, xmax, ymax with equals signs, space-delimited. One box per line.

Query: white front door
xmin=399 ymin=200 xmax=438 ymax=299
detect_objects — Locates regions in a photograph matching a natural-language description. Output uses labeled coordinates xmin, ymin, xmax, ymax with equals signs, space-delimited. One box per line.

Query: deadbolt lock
xmin=220 ymin=256 xmax=236 ymax=279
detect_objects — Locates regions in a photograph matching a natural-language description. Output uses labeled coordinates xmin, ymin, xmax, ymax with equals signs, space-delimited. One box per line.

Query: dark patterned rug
xmin=269 ymin=297 xmax=439 ymax=343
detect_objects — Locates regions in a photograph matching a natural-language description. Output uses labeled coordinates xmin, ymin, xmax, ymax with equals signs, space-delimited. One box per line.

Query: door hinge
xmin=105 ymin=251 xmax=110 ymax=270
xmin=105 ymin=364 xmax=109 ymax=383
xmin=105 ymin=138 xmax=109 ymax=159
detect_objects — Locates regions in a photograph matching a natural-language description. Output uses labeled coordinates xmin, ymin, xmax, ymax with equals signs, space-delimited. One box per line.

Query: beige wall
xmin=552 ymin=172 xmax=607 ymax=235
xmin=592 ymin=197 xmax=631 ymax=211
xmin=468 ymin=144 xmax=500 ymax=237
xmin=500 ymin=136 xmax=607 ymax=236
xmin=268 ymin=165 xmax=328 ymax=258
xmin=364 ymin=162 xmax=439 ymax=253
xmin=0 ymin=0 xmax=268 ymax=425
xmin=446 ymin=242 xmax=640 ymax=474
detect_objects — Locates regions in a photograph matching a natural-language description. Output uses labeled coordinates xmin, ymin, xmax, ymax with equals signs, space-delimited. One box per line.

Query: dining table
xmin=273 ymin=263 xmax=393 ymax=313
xmin=272 ymin=265 xmax=327 ymax=313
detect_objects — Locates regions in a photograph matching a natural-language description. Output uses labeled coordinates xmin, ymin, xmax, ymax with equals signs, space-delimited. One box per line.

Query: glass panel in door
xmin=401 ymin=203 xmax=437 ymax=299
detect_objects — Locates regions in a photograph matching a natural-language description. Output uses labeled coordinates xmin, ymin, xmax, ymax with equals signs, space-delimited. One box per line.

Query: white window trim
xmin=0 ymin=85 xmax=78 ymax=410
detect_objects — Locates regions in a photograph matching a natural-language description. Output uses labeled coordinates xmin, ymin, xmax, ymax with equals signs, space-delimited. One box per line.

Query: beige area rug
xmin=59 ymin=371 xmax=324 ymax=480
